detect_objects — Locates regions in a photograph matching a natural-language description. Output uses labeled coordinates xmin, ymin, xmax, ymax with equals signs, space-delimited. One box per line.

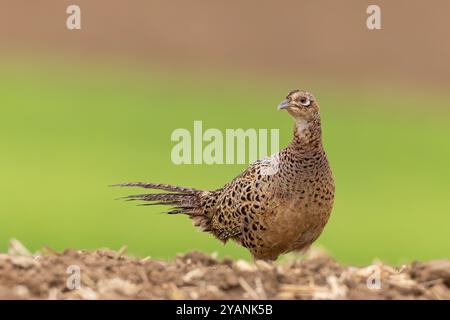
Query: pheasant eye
xmin=299 ymin=97 xmax=311 ymax=106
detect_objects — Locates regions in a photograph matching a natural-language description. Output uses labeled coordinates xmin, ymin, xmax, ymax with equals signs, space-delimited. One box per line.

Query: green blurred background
xmin=0 ymin=1 xmax=449 ymax=265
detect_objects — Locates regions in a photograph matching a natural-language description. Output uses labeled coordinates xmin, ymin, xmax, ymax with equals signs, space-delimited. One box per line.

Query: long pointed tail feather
xmin=111 ymin=182 xmax=201 ymax=193
xmin=112 ymin=182 xmax=205 ymax=216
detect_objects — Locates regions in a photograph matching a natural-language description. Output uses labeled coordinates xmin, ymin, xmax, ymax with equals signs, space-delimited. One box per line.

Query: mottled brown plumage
xmin=115 ymin=90 xmax=335 ymax=260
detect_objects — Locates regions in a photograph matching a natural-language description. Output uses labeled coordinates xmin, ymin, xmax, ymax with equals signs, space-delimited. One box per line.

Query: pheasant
xmin=115 ymin=90 xmax=335 ymax=260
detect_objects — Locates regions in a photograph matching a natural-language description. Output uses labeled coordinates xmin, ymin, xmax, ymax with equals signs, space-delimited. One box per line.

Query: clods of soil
xmin=0 ymin=240 xmax=448 ymax=299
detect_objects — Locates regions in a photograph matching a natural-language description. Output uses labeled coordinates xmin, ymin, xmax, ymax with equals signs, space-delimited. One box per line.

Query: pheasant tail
xmin=112 ymin=182 xmax=214 ymax=232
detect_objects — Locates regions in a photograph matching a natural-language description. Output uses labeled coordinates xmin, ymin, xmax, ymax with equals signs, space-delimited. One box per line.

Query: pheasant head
xmin=277 ymin=89 xmax=320 ymax=122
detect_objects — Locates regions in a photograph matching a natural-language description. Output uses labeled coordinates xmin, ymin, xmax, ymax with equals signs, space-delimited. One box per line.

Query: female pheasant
xmin=115 ymin=90 xmax=335 ymax=260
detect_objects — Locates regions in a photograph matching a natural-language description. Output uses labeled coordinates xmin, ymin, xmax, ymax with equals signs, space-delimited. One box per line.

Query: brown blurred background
xmin=1 ymin=0 xmax=450 ymax=87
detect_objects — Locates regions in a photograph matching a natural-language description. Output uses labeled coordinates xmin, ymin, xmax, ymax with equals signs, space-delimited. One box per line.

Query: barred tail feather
xmin=111 ymin=182 xmax=201 ymax=193
xmin=113 ymin=182 xmax=204 ymax=216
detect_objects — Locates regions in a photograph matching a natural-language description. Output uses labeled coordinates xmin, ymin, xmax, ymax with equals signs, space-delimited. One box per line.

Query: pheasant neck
xmin=289 ymin=115 xmax=323 ymax=154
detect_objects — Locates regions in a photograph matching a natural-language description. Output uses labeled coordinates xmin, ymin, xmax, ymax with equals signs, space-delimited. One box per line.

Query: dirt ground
xmin=0 ymin=240 xmax=448 ymax=300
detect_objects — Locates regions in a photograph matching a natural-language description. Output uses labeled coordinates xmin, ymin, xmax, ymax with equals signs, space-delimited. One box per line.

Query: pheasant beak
xmin=277 ymin=99 xmax=291 ymax=110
